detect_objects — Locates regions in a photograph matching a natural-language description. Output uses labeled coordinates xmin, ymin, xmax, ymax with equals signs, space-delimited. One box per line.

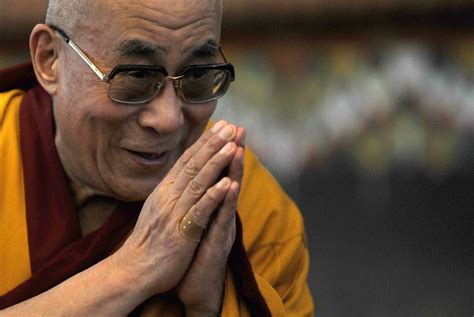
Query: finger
xmin=163 ymin=120 xmax=228 ymax=182
xmin=171 ymin=124 xmax=236 ymax=194
xmin=228 ymin=146 xmax=244 ymax=184
xmin=215 ymin=181 xmax=239 ymax=227
xmin=174 ymin=142 xmax=237 ymax=214
xmin=234 ymin=127 xmax=245 ymax=147
xmin=203 ymin=181 xmax=239 ymax=250
xmin=178 ymin=177 xmax=232 ymax=242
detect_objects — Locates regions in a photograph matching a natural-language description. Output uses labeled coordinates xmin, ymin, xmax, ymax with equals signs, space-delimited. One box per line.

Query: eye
xmin=190 ymin=69 xmax=208 ymax=79
xmin=127 ymin=70 xmax=154 ymax=79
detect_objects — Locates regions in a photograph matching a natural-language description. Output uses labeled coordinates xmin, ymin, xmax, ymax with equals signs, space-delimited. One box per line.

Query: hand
xmin=176 ymin=127 xmax=246 ymax=315
xmin=111 ymin=121 xmax=240 ymax=298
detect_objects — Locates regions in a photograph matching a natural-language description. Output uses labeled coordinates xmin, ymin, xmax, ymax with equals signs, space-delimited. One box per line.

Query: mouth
xmin=125 ymin=149 xmax=169 ymax=164
xmin=127 ymin=150 xmax=163 ymax=160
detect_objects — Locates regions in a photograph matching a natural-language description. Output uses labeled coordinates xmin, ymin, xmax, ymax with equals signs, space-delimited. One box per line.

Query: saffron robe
xmin=0 ymin=63 xmax=313 ymax=316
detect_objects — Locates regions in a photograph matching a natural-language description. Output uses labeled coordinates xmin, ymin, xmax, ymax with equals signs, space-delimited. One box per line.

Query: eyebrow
xmin=117 ymin=39 xmax=166 ymax=60
xmin=117 ymin=39 xmax=220 ymax=66
xmin=190 ymin=40 xmax=219 ymax=58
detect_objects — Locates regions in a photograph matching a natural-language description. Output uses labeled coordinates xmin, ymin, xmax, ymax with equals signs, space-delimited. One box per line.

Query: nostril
xmin=136 ymin=84 xmax=185 ymax=135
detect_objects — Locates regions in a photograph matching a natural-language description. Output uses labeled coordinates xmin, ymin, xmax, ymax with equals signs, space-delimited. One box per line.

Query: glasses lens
xmin=181 ymin=68 xmax=231 ymax=103
xmin=109 ymin=69 xmax=165 ymax=103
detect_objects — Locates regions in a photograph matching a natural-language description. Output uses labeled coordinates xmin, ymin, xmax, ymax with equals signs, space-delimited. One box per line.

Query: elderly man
xmin=0 ymin=0 xmax=312 ymax=315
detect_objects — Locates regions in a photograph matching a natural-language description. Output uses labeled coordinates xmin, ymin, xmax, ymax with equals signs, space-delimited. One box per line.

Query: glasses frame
xmin=49 ymin=25 xmax=235 ymax=104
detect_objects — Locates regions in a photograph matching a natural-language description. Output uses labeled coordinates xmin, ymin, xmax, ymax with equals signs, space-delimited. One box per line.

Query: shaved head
xmin=38 ymin=0 xmax=227 ymax=201
xmin=46 ymin=0 xmax=223 ymax=34
xmin=46 ymin=0 xmax=95 ymax=33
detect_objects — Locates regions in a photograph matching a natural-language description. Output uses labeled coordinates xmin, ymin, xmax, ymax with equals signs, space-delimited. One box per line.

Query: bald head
xmin=46 ymin=0 xmax=93 ymax=33
xmin=46 ymin=0 xmax=223 ymax=34
xmin=33 ymin=0 xmax=229 ymax=201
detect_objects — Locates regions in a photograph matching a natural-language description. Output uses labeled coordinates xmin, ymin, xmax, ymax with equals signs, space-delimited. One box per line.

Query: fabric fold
xmin=0 ymin=63 xmax=270 ymax=316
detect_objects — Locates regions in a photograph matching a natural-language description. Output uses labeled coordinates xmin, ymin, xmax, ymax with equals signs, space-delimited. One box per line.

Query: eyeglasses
xmin=49 ymin=25 xmax=235 ymax=105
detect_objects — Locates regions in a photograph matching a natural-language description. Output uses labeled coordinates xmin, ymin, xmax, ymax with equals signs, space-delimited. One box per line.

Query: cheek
xmin=57 ymin=68 xmax=135 ymax=126
xmin=53 ymin=84 xmax=137 ymax=159
xmin=183 ymin=103 xmax=217 ymax=148
xmin=59 ymin=57 xmax=110 ymax=111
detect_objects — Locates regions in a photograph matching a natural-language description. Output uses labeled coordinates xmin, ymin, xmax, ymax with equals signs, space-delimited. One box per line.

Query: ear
xmin=29 ymin=24 xmax=61 ymax=96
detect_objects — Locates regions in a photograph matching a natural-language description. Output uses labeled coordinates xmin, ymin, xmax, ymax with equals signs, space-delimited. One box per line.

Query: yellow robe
xmin=0 ymin=89 xmax=313 ymax=316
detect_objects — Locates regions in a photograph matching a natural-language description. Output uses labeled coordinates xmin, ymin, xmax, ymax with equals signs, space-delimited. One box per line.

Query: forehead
xmin=85 ymin=0 xmax=222 ymax=57
xmin=109 ymin=0 xmax=221 ymax=29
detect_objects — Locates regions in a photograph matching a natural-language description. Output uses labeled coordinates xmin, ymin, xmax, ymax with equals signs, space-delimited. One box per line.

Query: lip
xmin=124 ymin=148 xmax=171 ymax=168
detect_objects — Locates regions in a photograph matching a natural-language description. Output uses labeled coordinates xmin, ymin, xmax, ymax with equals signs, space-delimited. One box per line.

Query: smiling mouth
xmin=126 ymin=149 xmax=165 ymax=161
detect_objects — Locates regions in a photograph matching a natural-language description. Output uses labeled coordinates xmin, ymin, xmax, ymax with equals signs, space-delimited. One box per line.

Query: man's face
xmin=53 ymin=0 xmax=222 ymax=201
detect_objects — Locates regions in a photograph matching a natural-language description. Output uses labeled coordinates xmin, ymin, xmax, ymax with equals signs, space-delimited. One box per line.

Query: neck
xmin=54 ymin=124 xmax=118 ymax=236
xmin=69 ymin=178 xmax=118 ymax=236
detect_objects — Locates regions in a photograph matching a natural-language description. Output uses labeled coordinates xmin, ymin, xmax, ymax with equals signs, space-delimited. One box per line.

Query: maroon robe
xmin=0 ymin=62 xmax=270 ymax=316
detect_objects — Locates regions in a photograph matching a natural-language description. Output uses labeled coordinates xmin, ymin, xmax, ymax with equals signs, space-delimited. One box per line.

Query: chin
xmin=110 ymin=178 xmax=161 ymax=202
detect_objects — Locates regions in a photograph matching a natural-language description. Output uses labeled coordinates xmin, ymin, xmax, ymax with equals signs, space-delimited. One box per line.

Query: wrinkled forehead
xmin=85 ymin=1 xmax=222 ymax=42
xmin=108 ymin=0 xmax=222 ymax=28
xmin=79 ymin=0 xmax=222 ymax=64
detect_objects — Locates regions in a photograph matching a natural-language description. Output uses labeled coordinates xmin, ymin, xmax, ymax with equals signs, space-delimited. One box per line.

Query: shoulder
xmin=237 ymin=147 xmax=306 ymax=253
xmin=0 ymin=89 xmax=24 ymax=129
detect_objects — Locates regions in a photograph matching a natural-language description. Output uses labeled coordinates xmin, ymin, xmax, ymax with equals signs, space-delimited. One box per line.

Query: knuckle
xmin=184 ymin=159 xmax=200 ymax=177
xmin=180 ymin=148 xmax=193 ymax=165
xmin=206 ymin=186 xmax=222 ymax=204
xmin=167 ymin=192 xmax=181 ymax=207
xmin=190 ymin=205 xmax=206 ymax=225
xmin=189 ymin=178 xmax=205 ymax=195
xmin=208 ymin=159 xmax=222 ymax=171
xmin=158 ymin=178 xmax=173 ymax=193
xmin=208 ymin=136 xmax=224 ymax=152
xmin=155 ymin=184 xmax=170 ymax=203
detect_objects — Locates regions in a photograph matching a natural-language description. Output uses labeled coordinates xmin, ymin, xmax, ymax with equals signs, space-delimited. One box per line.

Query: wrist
xmin=108 ymin=248 xmax=155 ymax=299
xmin=180 ymin=285 xmax=224 ymax=316
xmin=179 ymin=267 xmax=226 ymax=316
xmin=183 ymin=290 xmax=224 ymax=317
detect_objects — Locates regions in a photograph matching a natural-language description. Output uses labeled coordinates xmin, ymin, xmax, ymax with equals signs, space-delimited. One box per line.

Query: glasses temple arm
xmin=219 ymin=46 xmax=230 ymax=63
xmin=53 ymin=27 xmax=107 ymax=81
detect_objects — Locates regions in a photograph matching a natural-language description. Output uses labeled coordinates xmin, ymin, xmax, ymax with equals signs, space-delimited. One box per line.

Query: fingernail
xmin=211 ymin=120 xmax=227 ymax=133
xmin=219 ymin=142 xmax=233 ymax=154
xmin=217 ymin=177 xmax=230 ymax=188
xmin=241 ymin=131 xmax=246 ymax=147
xmin=218 ymin=125 xmax=234 ymax=140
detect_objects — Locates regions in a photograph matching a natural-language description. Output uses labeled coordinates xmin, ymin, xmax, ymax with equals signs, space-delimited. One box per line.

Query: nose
xmin=137 ymin=79 xmax=184 ymax=135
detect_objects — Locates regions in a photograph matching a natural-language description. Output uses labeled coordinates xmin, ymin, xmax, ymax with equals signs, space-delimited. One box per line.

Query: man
xmin=0 ymin=0 xmax=312 ymax=315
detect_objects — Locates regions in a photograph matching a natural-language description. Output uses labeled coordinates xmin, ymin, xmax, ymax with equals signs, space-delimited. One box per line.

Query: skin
xmin=54 ymin=0 xmax=224 ymax=201
xmin=1 ymin=0 xmax=243 ymax=315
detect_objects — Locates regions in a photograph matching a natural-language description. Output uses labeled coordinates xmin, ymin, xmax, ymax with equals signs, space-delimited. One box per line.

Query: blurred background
xmin=1 ymin=1 xmax=473 ymax=316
